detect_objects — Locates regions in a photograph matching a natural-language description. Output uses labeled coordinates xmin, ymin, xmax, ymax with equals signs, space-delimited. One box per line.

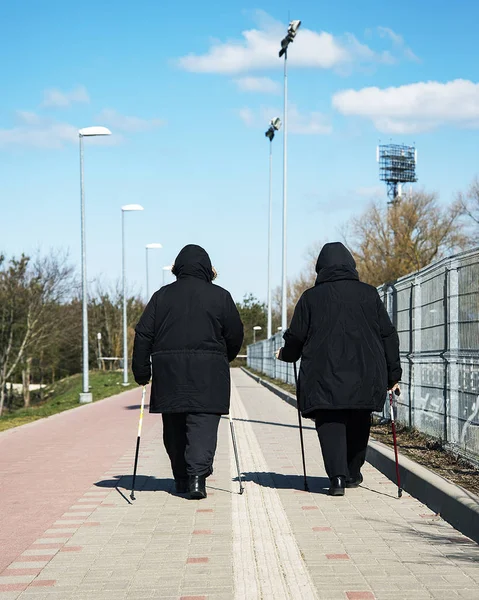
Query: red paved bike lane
xmin=0 ymin=386 xmax=155 ymax=574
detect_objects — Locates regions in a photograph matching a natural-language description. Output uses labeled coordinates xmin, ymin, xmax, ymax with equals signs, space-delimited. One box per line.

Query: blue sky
xmin=1 ymin=0 xmax=479 ymax=304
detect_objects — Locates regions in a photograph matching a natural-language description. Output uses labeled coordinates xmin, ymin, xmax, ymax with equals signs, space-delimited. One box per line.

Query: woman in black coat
xmin=132 ymin=245 xmax=244 ymax=499
xmin=277 ymin=242 xmax=401 ymax=496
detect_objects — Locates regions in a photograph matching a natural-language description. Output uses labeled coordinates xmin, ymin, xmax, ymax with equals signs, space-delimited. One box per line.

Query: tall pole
xmin=145 ymin=248 xmax=150 ymax=301
xmin=281 ymin=49 xmax=288 ymax=332
xmin=79 ymin=134 xmax=92 ymax=403
xmin=267 ymin=139 xmax=273 ymax=339
xmin=122 ymin=211 xmax=128 ymax=386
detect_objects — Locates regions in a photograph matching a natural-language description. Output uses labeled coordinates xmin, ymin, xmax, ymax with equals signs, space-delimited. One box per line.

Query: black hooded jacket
xmin=279 ymin=242 xmax=401 ymax=415
xmin=132 ymin=245 xmax=244 ymax=414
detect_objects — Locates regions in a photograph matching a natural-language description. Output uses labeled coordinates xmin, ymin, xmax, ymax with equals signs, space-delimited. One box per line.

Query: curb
xmin=241 ymin=367 xmax=479 ymax=544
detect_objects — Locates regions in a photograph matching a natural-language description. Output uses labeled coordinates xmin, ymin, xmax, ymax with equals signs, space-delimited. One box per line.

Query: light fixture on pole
xmin=253 ymin=325 xmax=262 ymax=344
xmin=78 ymin=126 xmax=112 ymax=404
xmin=145 ymin=243 xmax=163 ymax=301
xmin=278 ymin=19 xmax=301 ymax=333
xmin=265 ymin=117 xmax=282 ymax=339
xmin=162 ymin=265 xmax=172 ymax=286
xmin=121 ymin=204 xmax=144 ymax=386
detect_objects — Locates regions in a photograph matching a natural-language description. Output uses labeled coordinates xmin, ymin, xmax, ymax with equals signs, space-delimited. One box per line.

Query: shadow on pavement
xmin=94 ymin=474 xmax=183 ymax=497
xmin=240 ymin=471 xmax=330 ymax=494
xmin=222 ymin=416 xmax=316 ymax=431
xmin=365 ymin=515 xmax=479 ymax=561
xmin=124 ymin=404 xmax=150 ymax=410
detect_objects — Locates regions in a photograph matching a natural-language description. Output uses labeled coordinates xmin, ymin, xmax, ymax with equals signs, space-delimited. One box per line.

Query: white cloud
xmin=234 ymin=77 xmax=280 ymax=94
xmin=0 ymin=112 xmax=78 ymax=148
xmin=332 ymin=79 xmax=479 ymax=133
xmin=42 ymin=85 xmax=90 ymax=108
xmin=0 ymin=105 xmax=164 ymax=149
xmin=176 ymin=13 xmax=413 ymax=74
xmin=377 ymin=26 xmax=419 ymax=62
xmin=0 ymin=111 xmax=120 ymax=149
xmin=239 ymin=105 xmax=332 ymax=135
xmin=97 ymin=109 xmax=165 ymax=132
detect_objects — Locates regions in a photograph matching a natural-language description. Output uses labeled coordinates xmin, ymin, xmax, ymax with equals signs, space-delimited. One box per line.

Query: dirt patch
xmin=371 ymin=421 xmax=479 ymax=496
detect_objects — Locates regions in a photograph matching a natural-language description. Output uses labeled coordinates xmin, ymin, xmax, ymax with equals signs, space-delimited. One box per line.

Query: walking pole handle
xmin=137 ymin=386 xmax=146 ymax=437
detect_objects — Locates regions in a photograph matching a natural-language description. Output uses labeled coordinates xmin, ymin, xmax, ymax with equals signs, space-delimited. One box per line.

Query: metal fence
xmin=247 ymin=247 xmax=479 ymax=462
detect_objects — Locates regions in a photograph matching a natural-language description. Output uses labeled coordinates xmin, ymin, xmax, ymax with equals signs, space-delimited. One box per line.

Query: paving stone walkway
xmin=1 ymin=369 xmax=478 ymax=599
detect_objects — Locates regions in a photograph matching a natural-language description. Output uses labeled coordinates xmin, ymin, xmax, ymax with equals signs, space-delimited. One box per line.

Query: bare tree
xmin=345 ymin=191 xmax=468 ymax=286
xmin=0 ymin=252 xmax=74 ymax=415
xmin=89 ymin=279 xmax=145 ymax=370
xmin=457 ymin=177 xmax=479 ymax=243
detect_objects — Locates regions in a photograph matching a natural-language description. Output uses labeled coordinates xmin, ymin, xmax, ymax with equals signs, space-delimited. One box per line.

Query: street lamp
xmin=253 ymin=325 xmax=262 ymax=344
xmin=162 ymin=265 xmax=172 ymax=286
xmin=145 ymin=243 xmax=163 ymax=301
xmin=121 ymin=204 xmax=144 ymax=386
xmin=78 ymin=126 xmax=112 ymax=404
xmin=279 ymin=19 xmax=301 ymax=332
xmin=265 ymin=117 xmax=282 ymax=339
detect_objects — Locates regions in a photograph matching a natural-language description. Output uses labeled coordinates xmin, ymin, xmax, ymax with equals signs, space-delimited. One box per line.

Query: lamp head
xmin=146 ymin=243 xmax=163 ymax=249
xmin=79 ymin=126 xmax=112 ymax=137
xmin=288 ymin=20 xmax=301 ymax=36
xmin=271 ymin=117 xmax=282 ymax=130
xmin=279 ymin=19 xmax=301 ymax=56
xmin=121 ymin=204 xmax=144 ymax=212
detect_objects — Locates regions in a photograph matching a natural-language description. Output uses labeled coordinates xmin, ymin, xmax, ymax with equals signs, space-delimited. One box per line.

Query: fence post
xmin=448 ymin=263 xmax=460 ymax=447
xmin=442 ymin=269 xmax=449 ymax=444
xmin=407 ymin=283 xmax=414 ymax=428
xmin=412 ymin=276 xmax=422 ymax=430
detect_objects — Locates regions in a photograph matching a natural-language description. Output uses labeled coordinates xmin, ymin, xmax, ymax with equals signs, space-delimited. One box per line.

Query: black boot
xmin=189 ymin=475 xmax=207 ymax=499
xmin=329 ymin=476 xmax=346 ymax=496
xmin=175 ymin=478 xmax=189 ymax=494
xmin=346 ymin=473 xmax=363 ymax=489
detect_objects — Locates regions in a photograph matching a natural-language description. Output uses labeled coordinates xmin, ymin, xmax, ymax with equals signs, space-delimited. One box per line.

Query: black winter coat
xmin=279 ymin=243 xmax=402 ymax=416
xmin=132 ymin=245 xmax=244 ymax=414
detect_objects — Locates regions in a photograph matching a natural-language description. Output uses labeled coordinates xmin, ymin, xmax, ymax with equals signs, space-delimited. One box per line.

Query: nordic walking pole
xmin=293 ymin=362 xmax=309 ymax=492
xmin=130 ymin=385 xmax=146 ymax=501
xmin=229 ymin=413 xmax=244 ymax=495
xmin=389 ymin=389 xmax=403 ymax=498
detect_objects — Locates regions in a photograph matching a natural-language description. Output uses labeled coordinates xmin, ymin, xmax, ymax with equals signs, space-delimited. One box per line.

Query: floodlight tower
xmin=377 ymin=143 xmax=417 ymax=205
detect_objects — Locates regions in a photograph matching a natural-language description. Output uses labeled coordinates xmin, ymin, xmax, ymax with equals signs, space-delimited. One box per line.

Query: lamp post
xmin=279 ymin=19 xmax=301 ymax=332
xmin=265 ymin=117 xmax=282 ymax=339
xmin=78 ymin=126 xmax=112 ymax=404
xmin=253 ymin=325 xmax=262 ymax=344
xmin=121 ymin=204 xmax=144 ymax=386
xmin=97 ymin=332 xmax=103 ymax=370
xmin=162 ymin=265 xmax=172 ymax=286
xmin=145 ymin=243 xmax=163 ymax=301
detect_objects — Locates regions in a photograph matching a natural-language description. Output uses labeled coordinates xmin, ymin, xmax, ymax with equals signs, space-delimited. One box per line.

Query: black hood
xmin=315 ymin=242 xmax=359 ymax=284
xmin=172 ymin=245 xmax=214 ymax=282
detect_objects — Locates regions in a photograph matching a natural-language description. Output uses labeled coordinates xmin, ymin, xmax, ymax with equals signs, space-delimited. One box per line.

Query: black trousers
xmin=315 ymin=409 xmax=371 ymax=479
xmin=162 ymin=413 xmax=221 ymax=479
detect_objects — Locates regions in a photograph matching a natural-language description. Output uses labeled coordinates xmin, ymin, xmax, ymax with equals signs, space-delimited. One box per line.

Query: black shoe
xmin=189 ymin=475 xmax=207 ymax=499
xmin=346 ymin=473 xmax=363 ymax=489
xmin=175 ymin=478 xmax=189 ymax=494
xmin=328 ymin=476 xmax=346 ymax=496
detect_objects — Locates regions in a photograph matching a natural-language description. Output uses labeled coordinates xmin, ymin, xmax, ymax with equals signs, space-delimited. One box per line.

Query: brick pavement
xmin=0 ymin=369 xmax=478 ymax=599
